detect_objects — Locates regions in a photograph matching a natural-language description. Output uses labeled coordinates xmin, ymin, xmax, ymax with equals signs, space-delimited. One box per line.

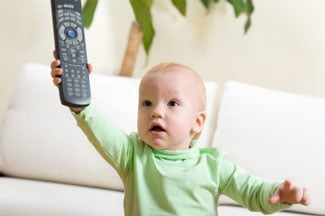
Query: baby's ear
xmin=192 ymin=111 xmax=206 ymax=135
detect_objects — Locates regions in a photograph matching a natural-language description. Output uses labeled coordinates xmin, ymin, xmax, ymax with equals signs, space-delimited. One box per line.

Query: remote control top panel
xmin=51 ymin=0 xmax=91 ymax=107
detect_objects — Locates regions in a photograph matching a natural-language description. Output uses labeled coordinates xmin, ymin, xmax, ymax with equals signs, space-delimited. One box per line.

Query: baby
xmin=51 ymin=59 xmax=310 ymax=215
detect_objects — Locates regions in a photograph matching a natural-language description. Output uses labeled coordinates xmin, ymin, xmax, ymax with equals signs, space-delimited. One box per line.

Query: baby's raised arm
xmin=269 ymin=179 xmax=311 ymax=206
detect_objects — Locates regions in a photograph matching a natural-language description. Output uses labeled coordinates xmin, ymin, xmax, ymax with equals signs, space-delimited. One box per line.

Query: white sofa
xmin=0 ymin=63 xmax=324 ymax=216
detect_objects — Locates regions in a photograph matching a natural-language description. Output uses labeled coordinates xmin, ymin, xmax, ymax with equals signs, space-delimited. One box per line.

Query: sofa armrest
xmin=214 ymin=81 xmax=325 ymax=215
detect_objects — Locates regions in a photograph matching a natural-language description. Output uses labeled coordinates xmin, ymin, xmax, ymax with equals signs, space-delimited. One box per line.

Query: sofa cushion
xmin=0 ymin=177 xmax=124 ymax=216
xmin=214 ymin=81 xmax=325 ymax=215
xmin=0 ymin=63 xmax=218 ymax=191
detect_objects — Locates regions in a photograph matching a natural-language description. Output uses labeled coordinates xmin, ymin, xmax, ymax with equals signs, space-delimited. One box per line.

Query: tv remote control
xmin=51 ymin=0 xmax=91 ymax=107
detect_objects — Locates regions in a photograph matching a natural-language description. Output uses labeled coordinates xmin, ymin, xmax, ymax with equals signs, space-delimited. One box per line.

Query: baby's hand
xmin=50 ymin=50 xmax=92 ymax=86
xmin=269 ymin=179 xmax=310 ymax=206
xmin=50 ymin=50 xmax=93 ymax=113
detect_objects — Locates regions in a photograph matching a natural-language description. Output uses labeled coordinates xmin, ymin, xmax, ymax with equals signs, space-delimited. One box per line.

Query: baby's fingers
xmin=51 ymin=67 xmax=62 ymax=78
xmin=50 ymin=59 xmax=60 ymax=70
xmin=283 ymin=179 xmax=293 ymax=190
xmin=301 ymin=188 xmax=311 ymax=206
xmin=53 ymin=77 xmax=62 ymax=87
xmin=51 ymin=66 xmax=63 ymax=87
xmin=268 ymin=195 xmax=280 ymax=205
xmin=53 ymin=50 xmax=57 ymax=59
xmin=87 ymin=63 xmax=93 ymax=74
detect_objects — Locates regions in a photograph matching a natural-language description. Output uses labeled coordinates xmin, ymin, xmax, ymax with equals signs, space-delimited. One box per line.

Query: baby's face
xmin=137 ymin=64 xmax=206 ymax=150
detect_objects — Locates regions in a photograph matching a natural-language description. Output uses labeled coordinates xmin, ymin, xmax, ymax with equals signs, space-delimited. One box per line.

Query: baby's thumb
xmin=268 ymin=195 xmax=280 ymax=205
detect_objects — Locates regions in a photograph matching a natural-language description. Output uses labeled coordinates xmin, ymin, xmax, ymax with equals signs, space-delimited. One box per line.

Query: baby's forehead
xmin=147 ymin=64 xmax=200 ymax=82
xmin=140 ymin=63 xmax=206 ymax=109
xmin=143 ymin=63 xmax=204 ymax=88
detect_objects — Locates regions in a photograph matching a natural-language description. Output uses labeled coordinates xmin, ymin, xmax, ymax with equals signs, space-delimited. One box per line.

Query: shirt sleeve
xmin=219 ymin=158 xmax=291 ymax=214
xmin=71 ymin=103 xmax=133 ymax=179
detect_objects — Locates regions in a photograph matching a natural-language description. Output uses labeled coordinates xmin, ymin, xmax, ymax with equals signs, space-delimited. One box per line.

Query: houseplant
xmin=82 ymin=0 xmax=254 ymax=55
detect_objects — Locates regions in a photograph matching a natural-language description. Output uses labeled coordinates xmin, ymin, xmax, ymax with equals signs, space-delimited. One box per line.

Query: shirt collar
xmin=152 ymin=146 xmax=199 ymax=161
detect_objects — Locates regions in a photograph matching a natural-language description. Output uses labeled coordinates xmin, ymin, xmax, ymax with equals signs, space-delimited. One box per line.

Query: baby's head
xmin=137 ymin=63 xmax=206 ymax=150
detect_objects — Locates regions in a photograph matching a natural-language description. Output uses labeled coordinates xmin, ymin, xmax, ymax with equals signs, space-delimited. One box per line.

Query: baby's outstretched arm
xmin=269 ymin=179 xmax=311 ymax=206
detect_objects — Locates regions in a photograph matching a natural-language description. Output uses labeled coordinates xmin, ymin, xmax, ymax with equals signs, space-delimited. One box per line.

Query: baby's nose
xmin=151 ymin=105 xmax=164 ymax=118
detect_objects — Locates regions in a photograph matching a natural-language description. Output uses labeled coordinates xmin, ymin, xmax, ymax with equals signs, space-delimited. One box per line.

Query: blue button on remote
xmin=67 ymin=29 xmax=76 ymax=38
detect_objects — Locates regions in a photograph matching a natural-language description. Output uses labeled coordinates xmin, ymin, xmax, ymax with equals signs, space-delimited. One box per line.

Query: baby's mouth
xmin=150 ymin=124 xmax=166 ymax=132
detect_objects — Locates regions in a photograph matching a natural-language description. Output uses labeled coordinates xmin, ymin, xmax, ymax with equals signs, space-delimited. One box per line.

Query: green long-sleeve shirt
xmin=74 ymin=104 xmax=290 ymax=215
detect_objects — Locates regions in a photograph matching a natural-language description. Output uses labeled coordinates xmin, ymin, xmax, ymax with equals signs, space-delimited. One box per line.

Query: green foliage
xmin=226 ymin=0 xmax=254 ymax=33
xmin=200 ymin=0 xmax=210 ymax=10
xmin=82 ymin=0 xmax=98 ymax=28
xmin=130 ymin=0 xmax=155 ymax=55
xmin=82 ymin=0 xmax=254 ymax=55
xmin=172 ymin=0 xmax=187 ymax=16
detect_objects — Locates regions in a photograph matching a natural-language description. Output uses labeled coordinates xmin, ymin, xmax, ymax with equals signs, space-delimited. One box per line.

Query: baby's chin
xmin=141 ymin=135 xmax=191 ymax=150
xmin=144 ymin=140 xmax=169 ymax=150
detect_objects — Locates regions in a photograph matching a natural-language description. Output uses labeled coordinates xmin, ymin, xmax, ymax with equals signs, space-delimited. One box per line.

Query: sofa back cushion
xmin=0 ymin=63 xmax=218 ymax=191
xmin=214 ymin=81 xmax=325 ymax=215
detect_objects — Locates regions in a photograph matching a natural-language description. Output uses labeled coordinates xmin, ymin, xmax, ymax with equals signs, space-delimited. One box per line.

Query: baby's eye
xmin=142 ymin=100 xmax=152 ymax=107
xmin=168 ymin=100 xmax=179 ymax=107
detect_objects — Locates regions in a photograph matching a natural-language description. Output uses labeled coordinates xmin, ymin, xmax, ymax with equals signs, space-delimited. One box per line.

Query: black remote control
xmin=51 ymin=0 xmax=91 ymax=107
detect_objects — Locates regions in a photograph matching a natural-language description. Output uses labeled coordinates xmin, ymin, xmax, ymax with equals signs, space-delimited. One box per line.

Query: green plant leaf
xmin=200 ymin=0 xmax=210 ymax=9
xmin=82 ymin=0 xmax=254 ymax=56
xmin=226 ymin=0 xmax=254 ymax=33
xmin=244 ymin=0 xmax=254 ymax=33
xmin=130 ymin=0 xmax=155 ymax=55
xmin=82 ymin=0 xmax=98 ymax=28
xmin=171 ymin=0 xmax=187 ymax=16
xmin=226 ymin=0 xmax=245 ymax=17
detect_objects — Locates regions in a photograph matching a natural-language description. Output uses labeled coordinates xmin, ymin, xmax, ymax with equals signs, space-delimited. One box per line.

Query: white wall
xmin=1 ymin=0 xmax=325 ymax=122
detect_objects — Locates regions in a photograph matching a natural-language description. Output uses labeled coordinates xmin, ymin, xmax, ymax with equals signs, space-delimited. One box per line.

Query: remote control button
xmin=67 ymin=29 xmax=77 ymax=38
xmin=59 ymin=25 xmax=66 ymax=40
xmin=76 ymin=27 xmax=83 ymax=42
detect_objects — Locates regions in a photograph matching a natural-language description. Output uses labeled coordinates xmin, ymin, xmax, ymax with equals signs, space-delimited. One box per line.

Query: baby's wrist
xmin=70 ymin=107 xmax=84 ymax=114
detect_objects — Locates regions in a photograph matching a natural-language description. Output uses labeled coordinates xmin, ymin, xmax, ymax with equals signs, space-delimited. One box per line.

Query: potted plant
xmin=81 ymin=0 xmax=254 ymax=76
